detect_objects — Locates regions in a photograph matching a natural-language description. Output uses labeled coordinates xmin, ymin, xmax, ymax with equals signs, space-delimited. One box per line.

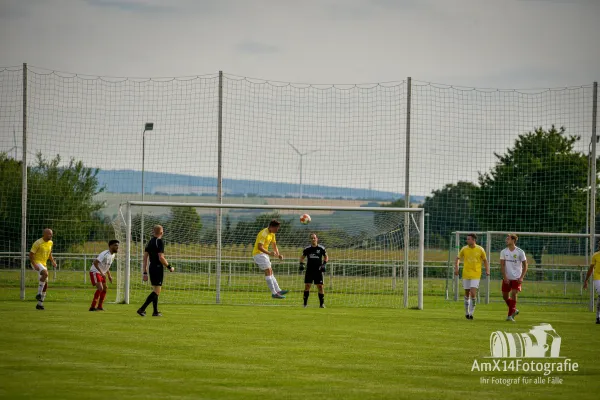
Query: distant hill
xmin=96 ymin=170 xmax=424 ymax=202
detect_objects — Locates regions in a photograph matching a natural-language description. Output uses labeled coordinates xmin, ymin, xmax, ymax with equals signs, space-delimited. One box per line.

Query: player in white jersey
xmin=500 ymin=234 xmax=528 ymax=322
xmin=89 ymin=240 xmax=119 ymax=311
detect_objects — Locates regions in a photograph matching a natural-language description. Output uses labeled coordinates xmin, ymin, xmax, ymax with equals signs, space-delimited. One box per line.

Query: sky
xmin=0 ymin=0 xmax=598 ymax=87
xmin=0 ymin=0 xmax=598 ymax=198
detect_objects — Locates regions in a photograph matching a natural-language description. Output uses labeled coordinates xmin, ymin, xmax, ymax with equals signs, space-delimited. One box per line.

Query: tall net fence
xmin=0 ymin=65 xmax=596 ymax=307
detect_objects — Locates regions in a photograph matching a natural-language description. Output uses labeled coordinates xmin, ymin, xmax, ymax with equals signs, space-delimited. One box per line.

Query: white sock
xmin=271 ymin=275 xmax=281 ymax=293
xmin=469 ymin=297 xmax=476 ymax=316
xmin=265 ymin=276 xmax=276 ymax=295
xmin=41 ymin=291 xmax=47 ymax=302
xmin=38 ymin=280 xmax=45 ymax=295
xmin=464 ymin=296 xmax=469 ymax=315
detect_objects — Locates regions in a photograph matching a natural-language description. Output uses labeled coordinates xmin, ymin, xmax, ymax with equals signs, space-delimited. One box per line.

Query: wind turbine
xmin=288 ymin=141 xmax=319 ymax=199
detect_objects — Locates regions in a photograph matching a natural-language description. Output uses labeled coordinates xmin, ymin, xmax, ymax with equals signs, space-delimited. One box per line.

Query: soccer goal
xmin=448 ymin=231 xmax=594 ymax=308
xmin=113 ymin=202 xmax=425 ymax=309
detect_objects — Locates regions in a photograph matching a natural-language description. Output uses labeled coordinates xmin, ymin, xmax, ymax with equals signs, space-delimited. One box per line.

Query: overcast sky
xmin=1 ymin=0 xmax=598 ymax=87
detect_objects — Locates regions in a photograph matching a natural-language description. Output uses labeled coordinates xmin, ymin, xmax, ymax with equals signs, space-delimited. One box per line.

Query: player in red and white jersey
xmin=89 ymin=240 xmax=119 ymax=311
xmin=500 ymin=234 xmax=528 ymax=322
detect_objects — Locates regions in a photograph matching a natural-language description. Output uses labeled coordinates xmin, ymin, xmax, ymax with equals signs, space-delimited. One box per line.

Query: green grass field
xmin=1 ymin=289 xmax=599 ymax=399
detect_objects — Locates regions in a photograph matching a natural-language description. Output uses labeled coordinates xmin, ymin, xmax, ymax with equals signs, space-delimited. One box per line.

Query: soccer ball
xmin=300 ymin=214 xmax=311 ymax=225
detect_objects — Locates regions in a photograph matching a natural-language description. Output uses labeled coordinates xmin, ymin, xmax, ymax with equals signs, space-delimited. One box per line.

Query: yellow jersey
xmin=458 ymin=245 xmax=487 ymax=280
xmin=252 ymin=228 xmax=276 ymax=257
xmin=591 ymin=251 xmax=600 ymax=281
xmin=30 ymin=238 xmax=53 ymax=266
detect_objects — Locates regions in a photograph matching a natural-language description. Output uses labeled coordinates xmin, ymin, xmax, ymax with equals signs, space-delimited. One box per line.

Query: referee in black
xmin=137 ymin=225 xmax=173 ymax=317
xmin=299 ymin=233 xmax=328 ymax=308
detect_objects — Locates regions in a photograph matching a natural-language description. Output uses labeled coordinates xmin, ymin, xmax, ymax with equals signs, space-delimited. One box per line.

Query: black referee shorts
xmin=149 ymin=264 xmax=164 ymax=286
xmin=304 ymin=270 xmax=324 ymax=285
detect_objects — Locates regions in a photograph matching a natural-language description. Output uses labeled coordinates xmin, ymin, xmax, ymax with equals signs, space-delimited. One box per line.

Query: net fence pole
xmin=19 ymin=63 xmax=27 ymax=301
xmin=418 ymin=209 xmax=424 ymax=309
xmin=125 ymin=202 xmax=132 ymax=304
xmin=216 ymin=71 xmax=224 ymax=304
xmin=454 ymin=232 xmax=459 ymax=301
xmin=590 ymin=81 xmax=597 ymax=312
xmin=485 ymin=231 xmax=491 ymax=305
xmin=403 ymin=77 xmax=412 ymax=308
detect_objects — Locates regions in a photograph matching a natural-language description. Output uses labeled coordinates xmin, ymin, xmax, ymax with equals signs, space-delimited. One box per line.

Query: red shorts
xmin=502 ymin=280 xmax=522 ymax=293
xmin=90 ymin=271 xmax=106 ymax=286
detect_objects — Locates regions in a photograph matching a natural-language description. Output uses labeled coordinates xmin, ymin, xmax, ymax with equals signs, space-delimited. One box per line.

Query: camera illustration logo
xmin=490 ymin=323 xmax=562 ymax=358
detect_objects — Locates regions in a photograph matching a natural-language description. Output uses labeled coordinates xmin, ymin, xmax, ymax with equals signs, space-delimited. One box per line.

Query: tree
xmin=0 ymin=153 xmax=106 ymax=252
xmin=165 ymin=206 xmax=202 ymax=244
xmin=472 ymin=126 xmax=589 ymax=267
xmin=421 ymin=182 xmax=481 ymax=247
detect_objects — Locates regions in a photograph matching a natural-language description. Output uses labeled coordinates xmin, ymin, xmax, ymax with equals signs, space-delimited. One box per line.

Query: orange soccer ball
xmin=300 ymin=214 xmax=311 ymax=225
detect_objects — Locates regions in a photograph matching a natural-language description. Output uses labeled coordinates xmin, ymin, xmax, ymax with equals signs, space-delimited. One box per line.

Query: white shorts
xmin=31 ymin=263 xmax=47 ymax=274
xmin=463 ymin=279 xmax=480 ymax=289
xmin=594 ymin=280 xmax=600 ymax=295
xmin=253 ymin=253 xmax=272 ymax=271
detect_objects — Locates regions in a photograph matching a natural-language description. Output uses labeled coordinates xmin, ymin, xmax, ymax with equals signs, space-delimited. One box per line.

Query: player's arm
xmin=92 ymin=259 xmax=105 ymax=277
xmin=272 ymin=243 xmax=283 ymax=260
xmin=28 ymin=251 xmax=36 ymax=265
xmin=106 ymin=270 xmax=113 ymax=283
xmin=142 ymin=252 xmax=149 ymax=281
xmin=519 ymin=253 xmax=529 ymax=282
xmin=159 ymin=253 xmax=173 ymax=272
xmin=320 ymin=254 xmax=329 ymax=272
xmin=258 ymin=243 xmax=273 ymax=256
xmin=49 ymin=251 xmax=57 ymax=268
xmin=483 ymin=258 xmax=490 ymax=276
xmin=454 ymin=250 xmax=462 ymax=276
xmin=583 ymin=264 xmax=595 ymax=289
xmin=500 ymin=259 xmax=508 ymax=283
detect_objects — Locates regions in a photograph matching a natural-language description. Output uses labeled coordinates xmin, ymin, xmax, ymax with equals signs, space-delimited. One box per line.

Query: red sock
xmin=98 ymin=291 xmax=107 ymax=308
xmin=508 ymin=299 xmax=516 ymax=316
xmin=91 ymin=290 xmax=100 ymax=308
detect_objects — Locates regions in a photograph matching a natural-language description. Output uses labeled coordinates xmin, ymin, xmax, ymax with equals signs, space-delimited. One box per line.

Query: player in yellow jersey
xmin=29 ymin=228 xmax=57 ymax=310
xmin=583 ymin=240 xmax=600 ymax=324
xmin=454 ymin=233 xmax=489 ymax=320
xmin=252 ymin=219 xmax=288 ymax=299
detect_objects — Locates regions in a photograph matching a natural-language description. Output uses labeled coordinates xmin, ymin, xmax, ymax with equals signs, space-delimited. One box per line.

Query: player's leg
xmin=317 ymin=283 xmax=325 ymax=308
xmin=151 ymin=285 xmax=162 ymax=316
xmin=97 ymin=280 xmax=108 ymax=311
xmin=501 ymin=281 xmax=514 ymax=321
xmin=253 ymin=254 xmax=281 ymax=297
xmin=270 ymin=273 xmax=288 ymax=296
xmin=303 ymin=279 xmax=311 ymax=307
xmin=509 ymin=281 xmax=521 ymax=318
xmin=462 ymin=282 xmax=470 ymax=318
xmin=36 ymin=266 xmax=48 ymax=309
xmin=90 ymin=272 xmax=102 ymax=311
xmin=138 ymin=266 xmax=163 ymax=316
xmin=469 ymin=285 xmax=478 ymax=319
xmin=32 ymin=263 xmax=47 ymax=303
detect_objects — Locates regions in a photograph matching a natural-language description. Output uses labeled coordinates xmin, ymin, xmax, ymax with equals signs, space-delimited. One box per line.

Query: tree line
xmin=1 ymin=126 xmax=597 ymax=261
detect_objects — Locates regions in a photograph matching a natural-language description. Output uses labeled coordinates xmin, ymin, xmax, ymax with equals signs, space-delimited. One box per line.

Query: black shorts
xmin=304 ymin=270 xmax=324 ymax=285
xmin=149 ymin=264 xmax=164 ymax=286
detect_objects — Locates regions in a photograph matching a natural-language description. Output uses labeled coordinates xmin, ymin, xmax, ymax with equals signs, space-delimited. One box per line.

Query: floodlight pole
xmin=288 ymin=142 xmax=318 ymax=199
xmin=141 ymin=122 xmax=154 ymax=271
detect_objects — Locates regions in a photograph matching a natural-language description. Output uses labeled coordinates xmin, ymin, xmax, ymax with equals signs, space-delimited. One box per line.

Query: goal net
xmin=113 ymin=202 xmax=424 ymax=309
xmin=448 ymin=231 xmax=593 ymax=306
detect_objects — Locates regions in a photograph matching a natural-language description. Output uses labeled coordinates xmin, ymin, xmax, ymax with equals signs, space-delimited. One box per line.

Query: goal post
xmin=113 ymin=201 xmax=425 ymax=309
xmin=449 ymin=231 xmax=593 ymax=308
